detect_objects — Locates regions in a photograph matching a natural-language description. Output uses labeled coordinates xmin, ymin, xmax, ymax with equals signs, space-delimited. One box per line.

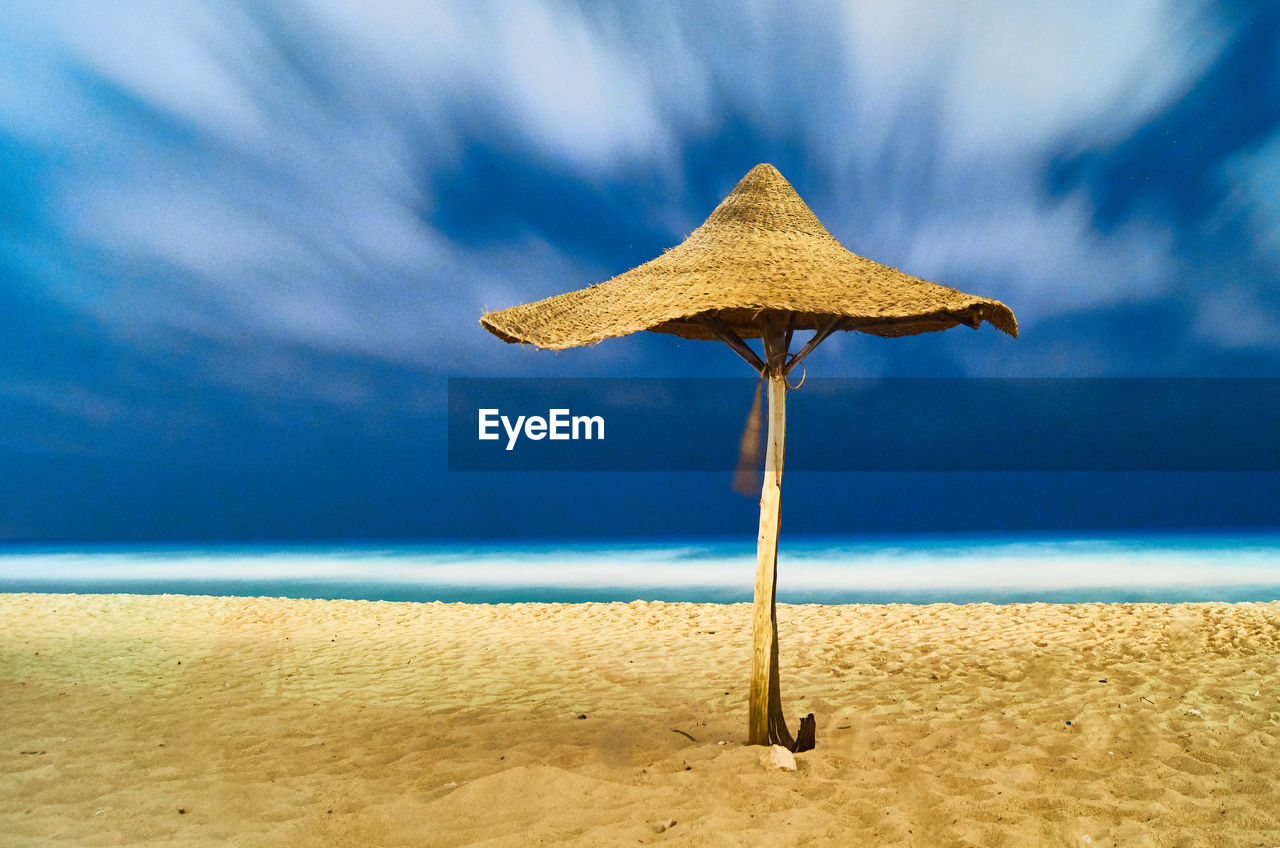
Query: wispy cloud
xmin=1221 ymin=133 xmax=1280 ymax=260
xmin=1 ymin=0 xmax=1275 ymax=394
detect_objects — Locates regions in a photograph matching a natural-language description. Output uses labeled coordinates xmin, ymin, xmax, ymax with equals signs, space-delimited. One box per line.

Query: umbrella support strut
xmin=699 ymin=315 xmax=766 ymax=374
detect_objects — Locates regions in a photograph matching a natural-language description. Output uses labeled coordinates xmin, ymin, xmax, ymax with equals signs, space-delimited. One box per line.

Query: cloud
xmin=843 ymin=1 xmax=1222 ymax=159
xmin=816 ymin=1 xmax=1222 ymax=329
xmin=4 ymin=0 xmax=683 ymax=374
xmin=903 ymin=187 xmax=1178 ymax=320
xmin=305 ymin=0 xmax=676 ymax=169
xmin=1222 ymin=131 xmax=1280 ymax=259
xmin=0 ymin=0 xmax=1272 ymax=392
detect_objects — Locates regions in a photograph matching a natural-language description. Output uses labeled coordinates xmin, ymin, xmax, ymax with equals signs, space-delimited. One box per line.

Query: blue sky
xmin=2 ymin=1 xmax=1278 ymax=542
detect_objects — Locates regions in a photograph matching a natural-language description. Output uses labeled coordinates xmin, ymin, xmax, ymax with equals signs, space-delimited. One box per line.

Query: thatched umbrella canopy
xmin=480 ymin=163 xmax=1016 ymax=751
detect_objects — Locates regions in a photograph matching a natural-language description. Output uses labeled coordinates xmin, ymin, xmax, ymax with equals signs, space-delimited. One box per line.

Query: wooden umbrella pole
xmin=748 ymin=321 xmax=794 ymax=748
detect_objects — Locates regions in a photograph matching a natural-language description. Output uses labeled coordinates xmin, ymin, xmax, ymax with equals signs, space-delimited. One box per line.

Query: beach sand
xmin=2 ymin=594 xmax=1278 ymax=846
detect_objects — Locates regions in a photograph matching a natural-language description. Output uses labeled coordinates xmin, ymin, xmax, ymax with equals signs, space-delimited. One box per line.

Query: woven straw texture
xmin=480 ymin=164 xmax=1017 ymax=348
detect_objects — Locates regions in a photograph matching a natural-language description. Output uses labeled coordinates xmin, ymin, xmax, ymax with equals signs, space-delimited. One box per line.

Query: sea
xmin=1 ymin=532 xmax=1279 ymax=604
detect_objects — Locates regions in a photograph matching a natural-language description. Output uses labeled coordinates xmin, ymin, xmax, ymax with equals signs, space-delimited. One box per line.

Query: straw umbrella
xmin=480 ymin=163 xmax=1017 ymax=751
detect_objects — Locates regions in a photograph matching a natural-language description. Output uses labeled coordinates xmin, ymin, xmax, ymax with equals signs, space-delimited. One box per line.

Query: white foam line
xmin=1 ymin=539 xmax=1278 ymax=592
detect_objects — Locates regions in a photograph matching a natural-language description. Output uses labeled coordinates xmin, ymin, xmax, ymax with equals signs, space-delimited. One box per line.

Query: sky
xmin=1 ymin=0 xmax=1278 ymax=543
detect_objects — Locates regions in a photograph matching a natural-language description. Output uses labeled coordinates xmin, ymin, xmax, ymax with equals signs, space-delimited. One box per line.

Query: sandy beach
xmin=2 ymin=593 xmax=1278 ymax=846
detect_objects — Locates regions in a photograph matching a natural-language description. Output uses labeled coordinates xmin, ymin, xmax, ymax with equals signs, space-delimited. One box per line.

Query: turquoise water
xmin=1 ymin=532 xmax=1279 ymax=603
